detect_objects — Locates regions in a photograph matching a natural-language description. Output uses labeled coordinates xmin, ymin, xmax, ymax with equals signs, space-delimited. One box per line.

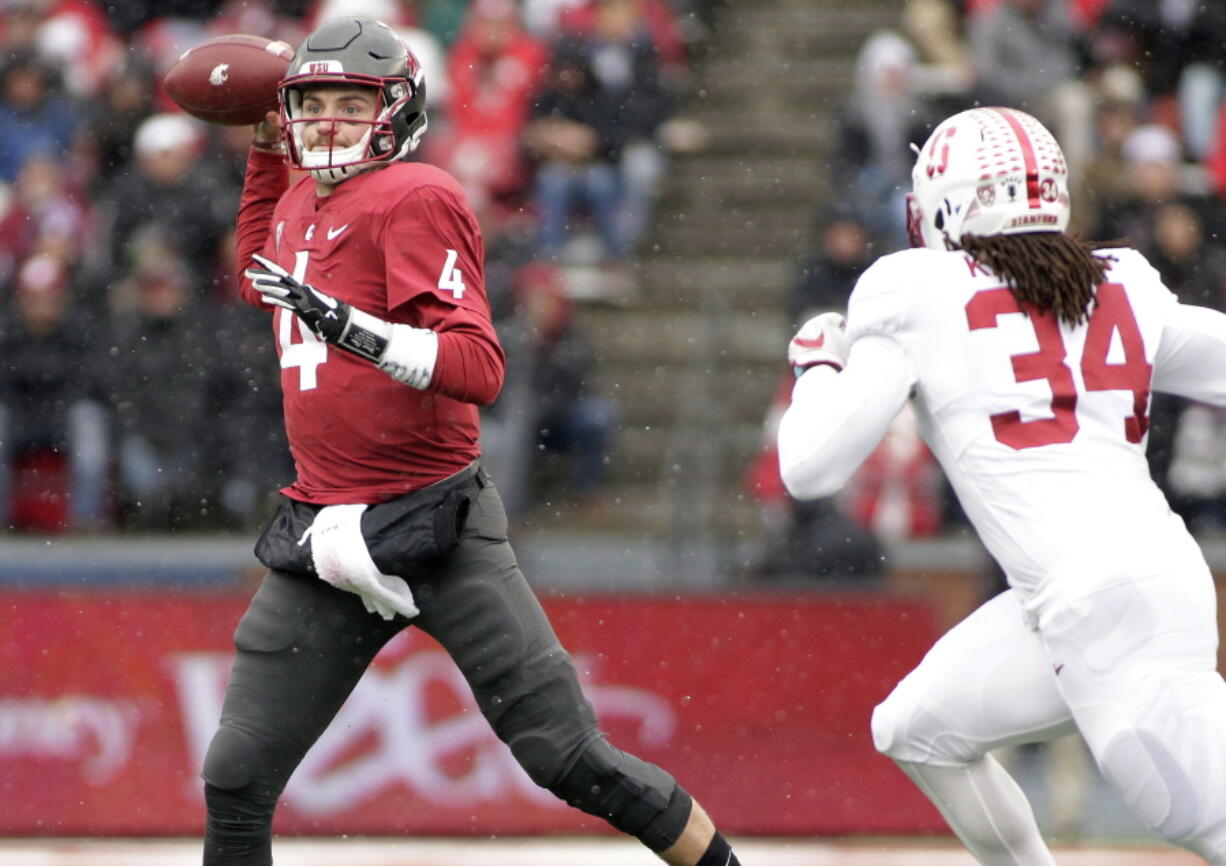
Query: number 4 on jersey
xmin=278 ymin=250 xmax=328 ymax=391
xmin=1082 ymin=282 xmax=1151 ymax=442
xmin=438 ymin=249 xmax=465 ymax=300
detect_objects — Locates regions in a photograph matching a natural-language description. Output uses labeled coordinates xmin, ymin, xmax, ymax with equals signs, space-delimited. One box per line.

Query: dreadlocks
xmin=959 ymin=232 xmax=1125 ymax=326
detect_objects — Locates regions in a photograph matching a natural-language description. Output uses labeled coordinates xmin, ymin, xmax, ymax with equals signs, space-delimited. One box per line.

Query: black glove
xmin=245 ymin=253 xmax=388 ymax=361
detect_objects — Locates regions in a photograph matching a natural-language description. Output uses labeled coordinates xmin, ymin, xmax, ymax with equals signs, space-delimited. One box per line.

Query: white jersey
xmin=779 ymin=245 xmax=1226 ymax=606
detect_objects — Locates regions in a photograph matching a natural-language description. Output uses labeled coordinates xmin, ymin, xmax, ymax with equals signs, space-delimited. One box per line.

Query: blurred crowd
xmin=10 ymin=0 xmax=1226 ymax=568
xmin=749 ymin=0 xmax=1226 ymax=582
xmin=0 ymin=0 xmax=712 ymax=533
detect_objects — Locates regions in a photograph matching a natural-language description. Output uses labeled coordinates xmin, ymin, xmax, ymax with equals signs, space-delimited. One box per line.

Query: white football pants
xmin=872 ymin=568 xmax=1226 ymax=865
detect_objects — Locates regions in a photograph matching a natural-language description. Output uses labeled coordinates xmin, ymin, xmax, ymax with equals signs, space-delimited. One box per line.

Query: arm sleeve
xmin=777 ymin=335 xmax=915 ymax=500
xmin=1152 ymin=302 xmax=1226 ymax=405
xmin=380 ymin=186 xmax=505 ymax=405
xmin=234 ymin=147 xmax=289 ymax=309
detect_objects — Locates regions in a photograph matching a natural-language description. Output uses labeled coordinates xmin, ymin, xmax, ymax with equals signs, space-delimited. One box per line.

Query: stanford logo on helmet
xmin=906 ymin=107 xmax=1070 ymax=251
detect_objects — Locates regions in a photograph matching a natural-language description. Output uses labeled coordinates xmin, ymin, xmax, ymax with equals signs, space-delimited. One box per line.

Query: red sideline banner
xmin=0 ymin=589 xmax=942 ymax=837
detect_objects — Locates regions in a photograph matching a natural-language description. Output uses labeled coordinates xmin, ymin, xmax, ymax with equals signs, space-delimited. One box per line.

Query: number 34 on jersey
xmin=967 ymin=282 xmax=1151 ymax=450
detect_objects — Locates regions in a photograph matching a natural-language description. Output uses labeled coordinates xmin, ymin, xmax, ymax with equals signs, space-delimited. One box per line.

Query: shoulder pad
xmin=846 ymin=249 xmax=933 ymax=342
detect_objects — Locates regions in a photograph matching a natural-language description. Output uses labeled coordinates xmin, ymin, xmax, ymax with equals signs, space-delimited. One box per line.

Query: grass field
xmin=0 ymin=837 xmax=1203 ymax=865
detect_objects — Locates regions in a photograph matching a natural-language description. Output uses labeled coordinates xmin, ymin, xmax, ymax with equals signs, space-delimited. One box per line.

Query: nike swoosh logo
xmin=327 ymin=224 xmax=349 ymax=240
xmin=1054 ymin=664 xmax=1064 ymax=676
xmin=795 ymin=335 xmax=825 ymax=348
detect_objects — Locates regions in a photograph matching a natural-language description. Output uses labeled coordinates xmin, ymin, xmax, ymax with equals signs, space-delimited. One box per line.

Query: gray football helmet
xmin=279 ymin=17 xmax=428 ymax=183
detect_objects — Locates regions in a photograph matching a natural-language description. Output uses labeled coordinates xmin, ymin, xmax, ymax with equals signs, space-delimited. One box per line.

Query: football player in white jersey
xmin=778 ymin=106 xmax=1226 ymax=865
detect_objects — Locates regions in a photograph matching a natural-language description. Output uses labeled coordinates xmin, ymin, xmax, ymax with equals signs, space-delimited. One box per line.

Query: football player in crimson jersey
xmin=780 ymin=106 xmax=1226 ymax=865
xmin=201 ymin=16 xmax=741 ymax=866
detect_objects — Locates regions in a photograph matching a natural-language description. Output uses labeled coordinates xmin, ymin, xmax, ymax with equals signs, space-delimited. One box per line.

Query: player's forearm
xmin=333 ymin=319 xmax=504 ymax=403
xmin=235 ymin=149 xmax=289 ymax=308
xmin=344 ymin=318 xmax=503 ymax=402
xmin=431 ymin=331 xmax=505 ymax=405
xmin=778 ymin=368 xmax=867 ymax=498
xmin=778 ymin=337 xmax=913 ymax=499
xmin=338 ymin=310 xmax=504 ymax=402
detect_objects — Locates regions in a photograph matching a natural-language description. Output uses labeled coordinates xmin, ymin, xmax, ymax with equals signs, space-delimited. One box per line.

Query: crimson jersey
xmin=235 ymin=149 xmax=505 ymax=504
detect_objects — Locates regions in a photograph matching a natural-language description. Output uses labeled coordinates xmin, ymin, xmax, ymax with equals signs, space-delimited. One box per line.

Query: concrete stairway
xmin=523 ymin=0 xmax=905 ymax=558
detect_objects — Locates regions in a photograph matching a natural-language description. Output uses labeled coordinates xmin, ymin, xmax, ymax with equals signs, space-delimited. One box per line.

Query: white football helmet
xmin=906 ymin=107 xmax=1070 ymax=251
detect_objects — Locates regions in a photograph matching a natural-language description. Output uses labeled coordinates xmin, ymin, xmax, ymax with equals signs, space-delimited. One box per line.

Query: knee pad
xmin=494 ymin=652 xmax=690 ymax=850
xmin=203 ymin=728 xmax=279 ymax=865
xmin=871 ymin=694 xmax=907 ymax=759
xmin=870 ymin=700 xmax=891 ymax=756
xmin=202 ymin=723 xmax=266 ymax=793
xmin=871 ymin=688 xmax=981 ymax=765
xmin=502 ymin=685 xmax=586 ymax=788
xmin=539 ymin=737 xmax=691 ymax=851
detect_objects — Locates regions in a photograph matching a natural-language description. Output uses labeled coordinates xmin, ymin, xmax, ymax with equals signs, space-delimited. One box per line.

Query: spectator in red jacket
xmin=426 ymin=0 xmax=548 ymax=215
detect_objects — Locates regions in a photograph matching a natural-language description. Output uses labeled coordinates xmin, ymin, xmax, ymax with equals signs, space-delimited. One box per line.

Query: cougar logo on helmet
xmin=906 ymin=107 xmax=1070 ymax=251
xmin=279 ymin=17 xmax=428 ymax=185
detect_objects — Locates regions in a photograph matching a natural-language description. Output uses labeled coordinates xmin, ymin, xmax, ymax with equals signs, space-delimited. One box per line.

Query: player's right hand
xmin=788 ymin=311 xmax=849 ymax=376
xmin=252 ymin=110 xmax=284 ymax=151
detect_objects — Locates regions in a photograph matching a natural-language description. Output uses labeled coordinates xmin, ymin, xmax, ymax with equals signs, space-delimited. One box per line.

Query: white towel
xmin=302 ymin=503 xmax=419 ymax=621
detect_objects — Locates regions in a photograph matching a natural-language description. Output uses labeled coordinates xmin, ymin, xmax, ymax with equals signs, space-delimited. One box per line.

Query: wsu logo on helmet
xmin=306 ymin=60 xmax=342 ymax=75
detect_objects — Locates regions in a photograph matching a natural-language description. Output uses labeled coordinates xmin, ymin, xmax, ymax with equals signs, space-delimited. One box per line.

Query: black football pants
xmin=201 ymin=477 xmax=679 ymax=865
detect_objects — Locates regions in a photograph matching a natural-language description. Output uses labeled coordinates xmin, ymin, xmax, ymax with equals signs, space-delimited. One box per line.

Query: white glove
xmin=788 ymin=311 xmax=849 ymax=376
xmin=304 ymin=504 xmax=420 ymax=621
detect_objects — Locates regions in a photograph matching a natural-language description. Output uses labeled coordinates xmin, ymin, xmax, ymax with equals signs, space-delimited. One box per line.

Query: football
xmin=164 ymin=34 xmax=295 ymax=125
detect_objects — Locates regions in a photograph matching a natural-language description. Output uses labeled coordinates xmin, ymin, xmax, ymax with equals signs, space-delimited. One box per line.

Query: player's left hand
xmin=246 ymin=253 xmax=349 ymax=343
xmin=788 ymin=311 xmax=849 ymax=376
